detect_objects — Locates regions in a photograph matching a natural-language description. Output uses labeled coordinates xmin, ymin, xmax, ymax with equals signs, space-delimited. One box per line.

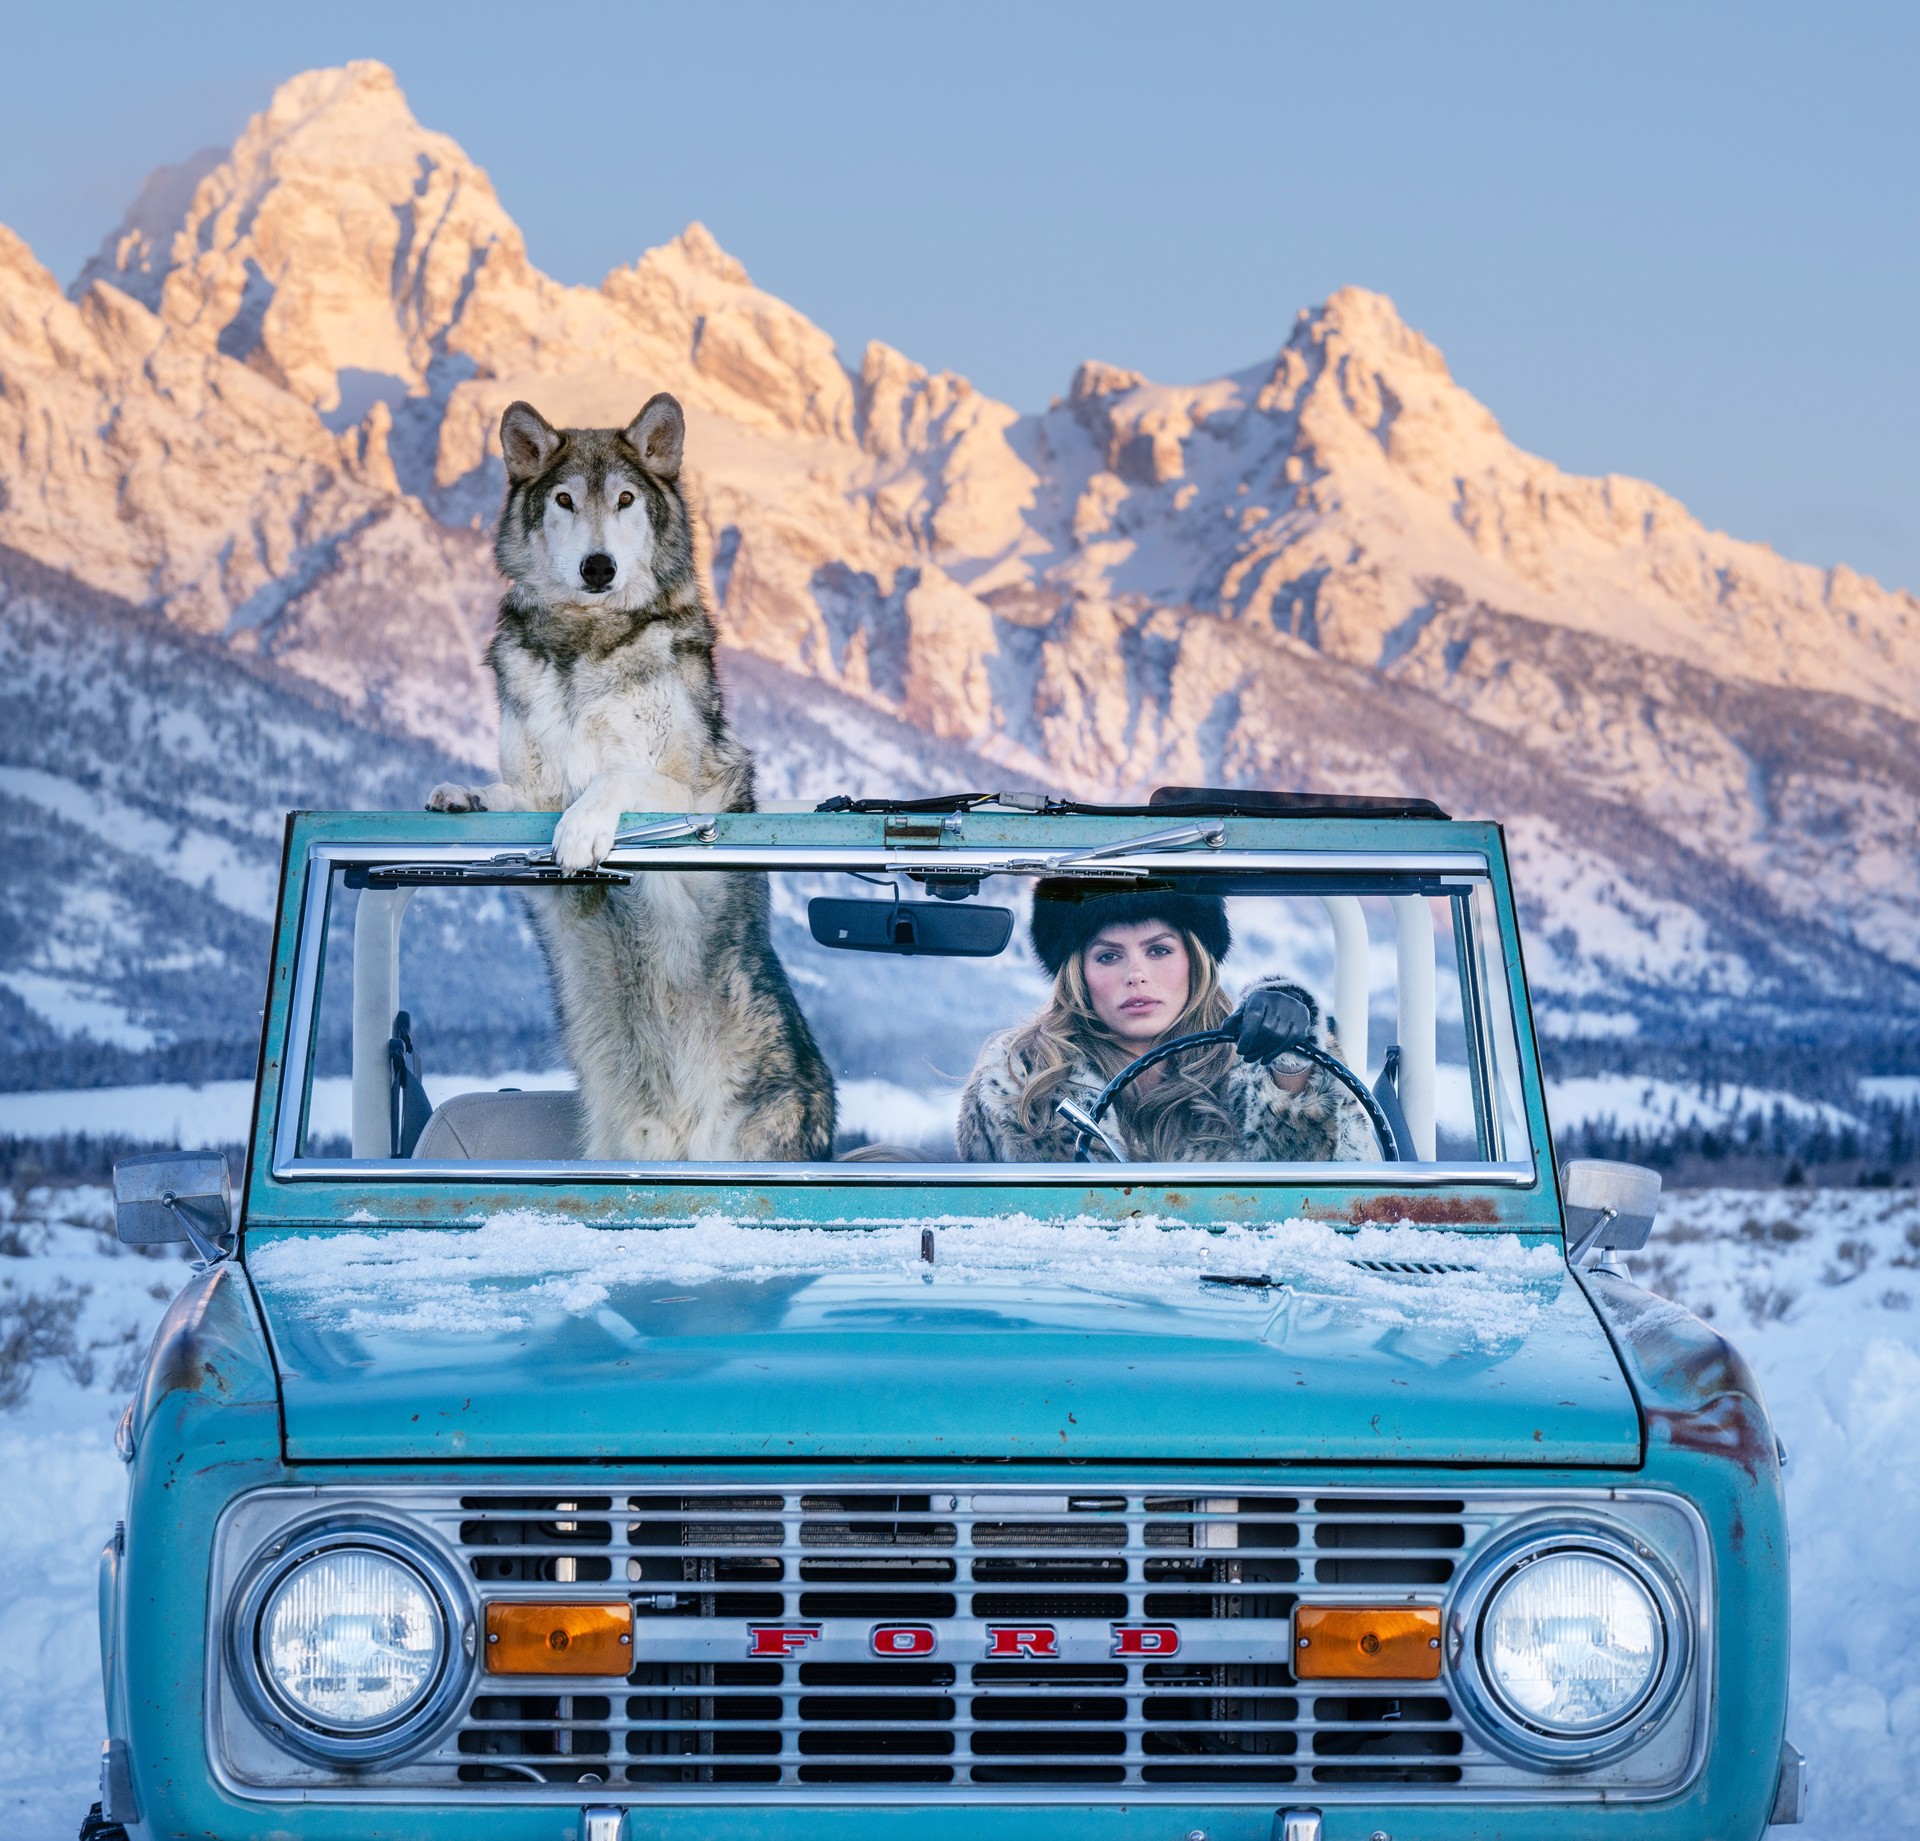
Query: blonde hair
xmin=1003 ymin=928 xmax=1242 ymax=1160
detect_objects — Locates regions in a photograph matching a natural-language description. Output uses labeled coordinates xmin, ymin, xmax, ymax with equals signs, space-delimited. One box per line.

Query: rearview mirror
xmin=1561 ymin=1158 xmax=1661 ymax=1261
xmin=112 ymin=1151 xmax=233 ymax=1262
xmin=809 ymin=897 xmax=1014 ymax=957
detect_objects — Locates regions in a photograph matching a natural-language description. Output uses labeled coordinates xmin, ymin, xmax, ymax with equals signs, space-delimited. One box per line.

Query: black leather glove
xmin=1228 ymin=985 xmax=1314 ymax=1064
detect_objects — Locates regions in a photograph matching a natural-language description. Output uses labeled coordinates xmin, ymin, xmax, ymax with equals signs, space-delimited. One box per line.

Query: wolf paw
xmin=427 ymin=783 xmax=486 ymax=813
xmin=552 ymin=799 xmax=621 ymax=871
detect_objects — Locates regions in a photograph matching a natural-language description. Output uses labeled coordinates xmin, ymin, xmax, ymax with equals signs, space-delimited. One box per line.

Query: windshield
xmin=277 ymin=847 xmax=1533 ymax=1179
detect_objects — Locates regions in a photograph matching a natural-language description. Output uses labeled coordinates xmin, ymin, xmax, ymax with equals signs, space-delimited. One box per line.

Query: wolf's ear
xmin=625 ymin=393 xmax=685 ymax=481
xmin=500 ymin=401 xmax=564 ymax=483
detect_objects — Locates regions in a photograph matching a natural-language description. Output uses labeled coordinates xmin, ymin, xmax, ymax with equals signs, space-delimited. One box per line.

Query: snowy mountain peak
xmin=1295 ymin=286 xmax=1455 ymax=380
xmin=0 ymin=222 xmax=57 ymax=301
xmin=656 ymin=220 xmax=752 ymax=287
xmin=74 ymin=59 xmax=526 ymax=419
xmin=1069 ymin=359 xmax=1149 ymax=402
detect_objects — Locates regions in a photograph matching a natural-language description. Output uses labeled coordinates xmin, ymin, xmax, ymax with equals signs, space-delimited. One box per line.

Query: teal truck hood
xmin=246 ymin=1220 xmax=1640 ymax=1466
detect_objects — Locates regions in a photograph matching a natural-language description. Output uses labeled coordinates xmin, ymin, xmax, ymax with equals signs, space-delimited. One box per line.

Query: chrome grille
xmin=440 ymin=1487 xmax=1475 ymax=1790
xmin=212 ymin=1480 xmax=1707 ymax=1802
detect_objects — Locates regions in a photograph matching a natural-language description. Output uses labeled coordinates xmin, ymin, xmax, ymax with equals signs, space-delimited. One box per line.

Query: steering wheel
xmin=1058 ymin=992 xmax=1402 ymax=1163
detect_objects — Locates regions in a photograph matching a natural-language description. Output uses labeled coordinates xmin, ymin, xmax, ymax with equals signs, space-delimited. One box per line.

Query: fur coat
xmin=955 ymin=980 xmax=1380 ymax=1164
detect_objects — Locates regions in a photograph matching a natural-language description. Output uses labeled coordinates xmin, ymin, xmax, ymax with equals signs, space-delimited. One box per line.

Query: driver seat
xmin=411 ymin=1090 xmax=584 ymax=1160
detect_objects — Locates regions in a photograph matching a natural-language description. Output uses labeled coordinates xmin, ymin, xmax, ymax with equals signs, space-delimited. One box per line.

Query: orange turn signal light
xmin=484 ymin=1601 xmax=634 ymax=1676
xmin=1293 ymin=1603 xmax=1443 ymax=1680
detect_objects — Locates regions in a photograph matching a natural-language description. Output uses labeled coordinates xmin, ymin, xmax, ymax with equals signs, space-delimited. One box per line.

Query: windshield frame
xmin=254 ymin=813 xmax=1552 ymax=1217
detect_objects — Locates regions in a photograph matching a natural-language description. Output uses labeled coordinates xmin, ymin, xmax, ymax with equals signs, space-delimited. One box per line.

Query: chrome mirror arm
xmin=162 ymin=1191 xmax=232 ymax=1266
xmin=1566 ymin=1205 xmax=1619 ymax=1264
xmin=1055 ymin=1097 xmax=1129 ymax=1163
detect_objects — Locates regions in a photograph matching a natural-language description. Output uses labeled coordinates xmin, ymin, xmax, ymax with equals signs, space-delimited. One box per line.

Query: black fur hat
xmin=1028 ymin=879 xmax=1232 ymax=976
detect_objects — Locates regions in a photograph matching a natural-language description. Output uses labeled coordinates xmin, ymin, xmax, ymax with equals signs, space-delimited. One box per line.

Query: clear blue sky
xmin=6 ymin=0 xmax=1915 ymax=590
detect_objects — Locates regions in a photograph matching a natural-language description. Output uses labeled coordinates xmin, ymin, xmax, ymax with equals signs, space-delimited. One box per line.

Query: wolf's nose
xmin=580 ymin=552 xmax=616 ymax=593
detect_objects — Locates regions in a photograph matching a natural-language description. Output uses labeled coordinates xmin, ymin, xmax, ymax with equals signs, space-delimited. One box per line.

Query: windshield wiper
xmin=901 ymin=819 xmax=1226 ymax=884
xmin=362 ymin=856 xmax=633 ymax=886
xmin=606 ymin=815 xmax=719 ymax=851
xmin=1049 ymin=820 xmax=1225 ymax=867
xmin=365 ymin=815 xmax=718 ymax=885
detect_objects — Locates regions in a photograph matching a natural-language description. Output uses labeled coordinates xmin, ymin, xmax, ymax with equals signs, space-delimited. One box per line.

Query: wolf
xmin=428 ymin=395 xmax=835 ymax=1161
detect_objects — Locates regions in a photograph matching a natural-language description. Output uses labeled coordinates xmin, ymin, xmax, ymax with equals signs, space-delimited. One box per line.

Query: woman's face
xmin=1081 ymin=921 xmax=1192 ymax=1045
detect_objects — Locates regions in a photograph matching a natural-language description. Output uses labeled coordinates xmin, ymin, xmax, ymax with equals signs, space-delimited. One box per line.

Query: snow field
xmin=0 ymin=1187 xmax=1913 ymax=1836
xmin=0 ymin=1187 xmax=190 ymax=1839
xmin=1624 ymin=1189 xmax=1920 ymax=1833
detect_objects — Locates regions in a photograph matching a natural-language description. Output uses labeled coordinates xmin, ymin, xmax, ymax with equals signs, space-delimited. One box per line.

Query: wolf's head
xmin=493 ymin=397 xmax=696 ymax=615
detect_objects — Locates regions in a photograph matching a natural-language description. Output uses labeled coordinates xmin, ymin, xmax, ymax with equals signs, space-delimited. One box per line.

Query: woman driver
xmin=955 ymin=880 xmax=1379 ymax=1164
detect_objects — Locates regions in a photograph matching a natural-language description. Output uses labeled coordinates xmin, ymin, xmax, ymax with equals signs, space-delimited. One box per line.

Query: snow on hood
xmin=247 ymin=1211 xmax=1565 ymax=1343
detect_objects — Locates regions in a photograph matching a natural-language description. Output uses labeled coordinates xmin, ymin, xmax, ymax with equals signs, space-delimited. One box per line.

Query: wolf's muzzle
xmin=580 ymin=552 xmax=616 ymax=593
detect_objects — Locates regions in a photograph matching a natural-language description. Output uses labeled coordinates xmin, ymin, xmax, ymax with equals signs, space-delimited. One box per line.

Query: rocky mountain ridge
xmin=2 ymin=58 xmax=1917 ymax=1078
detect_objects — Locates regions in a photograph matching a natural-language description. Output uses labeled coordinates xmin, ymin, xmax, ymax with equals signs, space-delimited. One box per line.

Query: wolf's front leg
xmin=552 ymin=770 xmax=696 ymax=870
xmin=426 ymin=781 xmax=527 ymax=813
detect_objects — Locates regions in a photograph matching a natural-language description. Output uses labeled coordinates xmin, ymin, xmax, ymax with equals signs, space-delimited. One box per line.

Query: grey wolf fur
xmin=955 ymin=979 xmax=1377 ymax=1163
xmin=428 ymin=396 xmax=834 ymax=1161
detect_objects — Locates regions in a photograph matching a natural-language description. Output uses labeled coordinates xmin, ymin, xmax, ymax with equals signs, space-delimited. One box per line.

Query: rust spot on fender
xmin=1585 ymin=1274 xmax=1780 ymax=1483
xmin=1317 ymin=1194 xmax=1501 ymax=1226
xmin=1645 ymin=1394 xmax=1771 ymax=1481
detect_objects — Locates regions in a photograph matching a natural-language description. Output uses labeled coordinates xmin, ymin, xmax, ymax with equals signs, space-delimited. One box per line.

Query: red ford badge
xmin=747 ymin=1624 xmax=822 ymax=1657
xmin=870 ymin=1623 xmax=938 ymax=1656
xmin=1111 ymin=1623 xmax=1180 ymax=1656
xmin=984 ymin=1625 xmax=1060 ymax=1658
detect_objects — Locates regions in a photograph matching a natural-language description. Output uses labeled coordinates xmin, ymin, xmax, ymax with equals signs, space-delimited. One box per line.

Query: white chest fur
xmin=499 ymin=644 xmax=704 ymax=808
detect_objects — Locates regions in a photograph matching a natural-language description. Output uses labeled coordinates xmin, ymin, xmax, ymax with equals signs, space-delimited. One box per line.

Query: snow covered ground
xmin=0 ymin=1184 xmax=1913 ymax=1836
xmin=0 ymin=1186 xmax=191 ymax=1839
xmin=1624 ymin=1188 xmax=1920 ymax=1830
xmin=1545 ymin=1074 xmax=1863 ymax=1136
xmin=0 ymin=1072 xmax=576 ymax=1148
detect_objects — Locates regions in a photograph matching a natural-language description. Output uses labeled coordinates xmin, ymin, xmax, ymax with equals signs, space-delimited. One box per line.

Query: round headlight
xmin=256 ymin=1546 xmax=446 ymax=1734
xmin=1480 ymin=1548 xmax=1663 ymax=1734
xmin=1448 ymin=1520 xmax=1693 ymax=1770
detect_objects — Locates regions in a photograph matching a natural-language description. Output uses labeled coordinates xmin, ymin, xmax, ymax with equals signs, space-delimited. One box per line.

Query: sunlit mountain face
xmin=1 ymin=60 xmax=1916 ymax=1117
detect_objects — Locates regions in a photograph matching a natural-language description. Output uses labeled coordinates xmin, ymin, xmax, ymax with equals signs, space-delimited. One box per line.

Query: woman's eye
xmin=617 ymin=491 xmax=634 ymax=510
xmin=1146 ymin=943 xmax=1172 ymax=956
xmin=555 ymin=492 xmax=574 ymax=511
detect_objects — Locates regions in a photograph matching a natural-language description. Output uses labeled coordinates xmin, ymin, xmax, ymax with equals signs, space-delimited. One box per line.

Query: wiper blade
xmin=900 ymin=820 xmax=1227 ymax=882
xmin=362 ymin=815 xmax=718 ymax=886
xmin=607 ymin=815 xmax=719 ymax=851
xmin=362 ymin=857 xmax=631 ymax=886
xmin=1049 ymin=820 xmax=1225 ymax=866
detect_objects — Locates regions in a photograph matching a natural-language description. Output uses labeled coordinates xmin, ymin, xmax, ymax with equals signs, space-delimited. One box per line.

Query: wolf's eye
xmin=617 ymin=491 xmax=634 ymax=510
xmin=555 ymin=492 xmax=574 ymax=512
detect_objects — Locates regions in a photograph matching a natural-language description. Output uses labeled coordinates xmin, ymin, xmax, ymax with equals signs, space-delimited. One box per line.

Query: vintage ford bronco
xmin=96 ymin=792 xmax=1803 ymax=1840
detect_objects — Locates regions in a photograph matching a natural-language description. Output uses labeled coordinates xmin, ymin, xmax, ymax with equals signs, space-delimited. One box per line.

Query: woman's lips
xmin=1120 ymin=996 xmax=1161 ymax=1012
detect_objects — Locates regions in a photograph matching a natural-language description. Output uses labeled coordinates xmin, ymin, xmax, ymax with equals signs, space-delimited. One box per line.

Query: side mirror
xmin=112 ymin=1151 xmax=233 ymax=1262
xmin=1561 ymin=1158 xmax=1661 ymax=1262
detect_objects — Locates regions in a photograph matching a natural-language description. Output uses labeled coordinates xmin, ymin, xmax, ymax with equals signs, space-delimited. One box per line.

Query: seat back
xmin=411 ymin=1090 xmax=583 ymax=1161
